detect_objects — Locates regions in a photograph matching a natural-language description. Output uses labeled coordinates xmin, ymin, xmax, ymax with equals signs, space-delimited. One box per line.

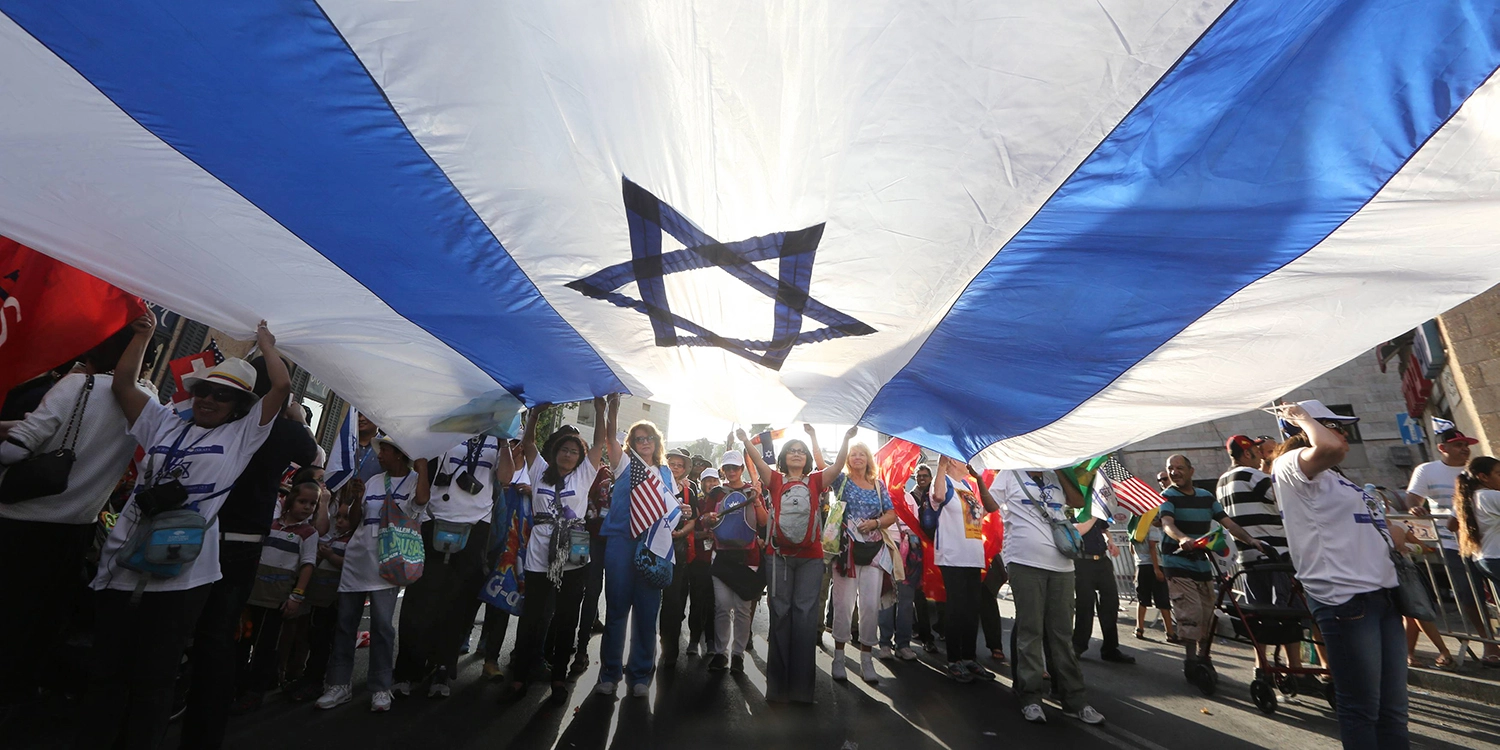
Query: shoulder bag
xmin=0 ymin=375 xmax=92 ymax=504
xmin=1014 ymin=471 xmax=1085 ymax=560
xmin=377 ymin=474 xmax=425 ymax=585
xmin=1359 ymin=487 xmax=1437 ymax=621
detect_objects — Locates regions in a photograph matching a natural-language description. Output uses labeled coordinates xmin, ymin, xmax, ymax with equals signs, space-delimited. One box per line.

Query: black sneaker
xmin=708 ymin=654 xmax=729 ymax=671
xmin=731 ymin=655 xmax=744 ymax=673
xmin=1100 ymin=650 xmax=1137 ymax=665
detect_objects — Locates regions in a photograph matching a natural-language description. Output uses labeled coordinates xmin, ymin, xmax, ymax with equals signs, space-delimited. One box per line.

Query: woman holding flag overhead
xmin=596 ymin=401 xmax=678 ymax=699
xmin=499 ymin=397 xmax=609 ymax=706
xmin=737 ymin=424 xmax=856 ymax=703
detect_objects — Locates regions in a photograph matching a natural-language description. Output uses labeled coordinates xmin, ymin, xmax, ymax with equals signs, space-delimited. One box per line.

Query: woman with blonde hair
xmin=828 ymin=440 xmax=897 ymax=683
xmin=595 ymin=399 xmax=678 ymax=698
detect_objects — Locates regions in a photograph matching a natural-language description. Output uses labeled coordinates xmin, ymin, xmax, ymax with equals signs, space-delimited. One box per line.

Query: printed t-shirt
xmin=993 ymin=470 xmax=1073 ymax=573
xmin=1407 ymin=460 xmax=1465 ymax=551
xmin=933 ymin=482 xmax=985 ymax=568
xmin=766 ymin=472 xmax=825 ymax=559
xmin=1133 ymin=527 xmax=1163 ymax=566
xmin=428 ymin=436 xmax=502 ymax=524
xmin=340 ymin=472 xmax=423 ymax=593
xmin=1158 ymin=487 xmax=1226 ymax=581
xmin=1474 ymin=488 xmax=1500 ymax=560
xmin=247 ymin=517 xmax=318 ymax=608
xmin=1274 ymin=452 xmax=1398 ymax=606
xmin=526 ymin=455 xmax=598 ymax=574
xmin=830 ymin=474 xmax=892 ymax=543
xmin=600 ymin=455 xmax=677 ymax=538
xmin=93 ymin=398 xmax=275 ymax=593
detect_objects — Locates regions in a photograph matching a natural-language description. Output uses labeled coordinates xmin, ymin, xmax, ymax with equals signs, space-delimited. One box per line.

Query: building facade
xmin=1118 ymin=345 xmax=1414 ymax=492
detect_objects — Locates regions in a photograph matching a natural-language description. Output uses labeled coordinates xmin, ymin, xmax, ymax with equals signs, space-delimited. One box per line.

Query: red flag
xmin=0 ymin=238 xmax=145 ymax=395
xmin=875 ymin=438 xmax=948 ymax=602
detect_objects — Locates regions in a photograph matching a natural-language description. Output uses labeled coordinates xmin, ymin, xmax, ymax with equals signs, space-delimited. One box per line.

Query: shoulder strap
xmin=57 ymin=375 xmax=94 ymax=452
xmin=1013 ymin=470 xmax=1058 ymax=522
xmin=1357 ymin=485 xmax=1398 ymax=551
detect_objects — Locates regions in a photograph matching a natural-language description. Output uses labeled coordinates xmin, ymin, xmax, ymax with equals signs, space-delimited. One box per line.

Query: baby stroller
xmin=1200 ymin=552 xmax=1334 ymax=713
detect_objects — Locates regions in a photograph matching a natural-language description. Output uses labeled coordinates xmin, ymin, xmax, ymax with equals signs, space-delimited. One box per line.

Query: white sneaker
xmin=631 ymin=683 xmax=650 ymax=698
xmin=874 ymin=646 xmax=894 ymax=660
xmin=315 ymin=684 xmax=352 ymax=710
xmin=428 ymin=680 xmax=450 ymax=698
xmin=391 ymin=681 xmax=411 ymax=698
xmin=860 ymin=652 xmax=879 ymax=683
xmin=831 ymin=653 xmax=848 ymax=681
xmin=1065 ymin=706 xmax=1105 ymax=725
xmin=370 ymin=690 xmax=393 ymax=712
xmin=1022 ymin=703 xmax=1047 ymax=724
xmin=896 ymin=647 xmax=918 ymax=661
xmin=593 ymin=681 xmax=617 ymax=695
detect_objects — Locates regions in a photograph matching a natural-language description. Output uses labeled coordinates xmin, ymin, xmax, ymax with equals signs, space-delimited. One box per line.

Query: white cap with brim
xmin=1295 ymin=399 xmax=1360 ymax=423
xmin=720 ymin=450 xmax=745 ymax=467
xmin=699 ymin=468 xmax=720 ymax=480
xmin=181 ymin=358 xmax=257 ymax=396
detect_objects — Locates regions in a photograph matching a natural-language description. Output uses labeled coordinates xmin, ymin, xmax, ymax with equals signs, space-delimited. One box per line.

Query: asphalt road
xmin=10 ymin=595 xmax=1500 ymax=749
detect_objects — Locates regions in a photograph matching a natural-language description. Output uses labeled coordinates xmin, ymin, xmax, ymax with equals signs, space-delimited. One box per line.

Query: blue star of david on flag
xmin=567 ymin=178 xmax=875 ymax=370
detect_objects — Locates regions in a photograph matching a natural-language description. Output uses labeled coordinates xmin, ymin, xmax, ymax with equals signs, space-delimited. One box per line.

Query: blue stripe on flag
xmin=323 ymin=407 xmax=357 ymax=493
xmin=864 ymin=0 xmax=1500 ymax=458
xmin=0 ymin=1 xmax=622 ymax=403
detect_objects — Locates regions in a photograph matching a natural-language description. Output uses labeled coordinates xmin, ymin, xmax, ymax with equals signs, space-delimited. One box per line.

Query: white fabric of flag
xmin=1 ymin=1 xmax=1498 ymax=464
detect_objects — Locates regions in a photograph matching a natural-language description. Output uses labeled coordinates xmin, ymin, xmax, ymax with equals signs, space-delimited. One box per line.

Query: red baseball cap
xmin=1437 ymin=428 xmax=1479 ymax=446
xmin=1225 ymin=435 xmax=1259 ymax=456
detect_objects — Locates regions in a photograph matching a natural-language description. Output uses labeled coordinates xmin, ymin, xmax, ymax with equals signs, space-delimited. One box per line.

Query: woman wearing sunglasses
xmin=1273 ymin=399 xmax=1411 ymax=750
xmin=76 ymin=313 xmax=290 ymax=748
xmin=737 ymin=424 xmax=854 ymax=703
xmin=595 ymin=406 xmax=677 ymax=698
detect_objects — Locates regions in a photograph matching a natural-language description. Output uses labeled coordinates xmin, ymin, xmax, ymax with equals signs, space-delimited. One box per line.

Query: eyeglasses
xmin=1319 ymin=421 xmax=1347 ymax=435
xmin=631 ymin=435 xmax=654 ymax=444
xmin=785 ymin=448 xmax=808 ymax=455
xmin=190 ymin=382 xmax=242 ymax=402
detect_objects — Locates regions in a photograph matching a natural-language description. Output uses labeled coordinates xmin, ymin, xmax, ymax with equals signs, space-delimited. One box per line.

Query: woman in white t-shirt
xmin=926 ymin=457 xmax=996 ymax=684
xmin=76 ymin=315 xmax=288 ymax=749
xmin=317 ymin=436 xmax=430 ymax=712
xmin=1457 ymin=456 xmax=1500 ymax=589
xmin=498 ymin=398 xmax=610 ymax=706
xmin=1271 ymin=400 xmax=1410 ymax=750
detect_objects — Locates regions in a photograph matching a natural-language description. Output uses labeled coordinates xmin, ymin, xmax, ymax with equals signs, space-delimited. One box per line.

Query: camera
xmin=432 ymin=468 xmax=454 ymax=487
xmin=136 ymin=479 xmax=189 ymax=516
xmin=455 ymin=471 xmax=484 ymax=495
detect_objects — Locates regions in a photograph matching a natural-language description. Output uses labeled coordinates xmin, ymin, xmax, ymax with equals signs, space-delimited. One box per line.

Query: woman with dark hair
xmin=596 ymin=403 xmax=676 ymax=698
xmin=1456 ymin=455 xmax=1500 ymax=588
xmin=499 ymin=397 xmax=610 ymax=706
xmin=0 ymin=323 xmax=144 ymax=704
xmin=738 ymin=424 xmax=854 ymax=703
xmin=1272 ymin=400 xmax=1411 ymax=750
xmin=77 ymin=314 xmax=290 ymax=747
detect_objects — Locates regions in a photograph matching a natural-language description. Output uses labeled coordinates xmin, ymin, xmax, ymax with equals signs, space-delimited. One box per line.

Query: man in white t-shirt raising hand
xmin=1405 ymin=426 xmax=1497 ymax=664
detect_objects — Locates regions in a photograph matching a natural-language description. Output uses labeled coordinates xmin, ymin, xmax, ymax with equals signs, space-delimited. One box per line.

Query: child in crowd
xmin=232 ymin=481 xmax=321 ymax=712
xmin=289 ymin=488 xmax=358 ymax=701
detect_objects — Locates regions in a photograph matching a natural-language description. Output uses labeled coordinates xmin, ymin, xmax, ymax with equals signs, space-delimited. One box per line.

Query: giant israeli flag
xmin=1 ymin=1 xmax=1498 ymax=465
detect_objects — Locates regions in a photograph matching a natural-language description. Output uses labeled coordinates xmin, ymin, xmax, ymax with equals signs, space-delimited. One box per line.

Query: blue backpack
xmin=712 ymin=488 xmax=760 ymax=550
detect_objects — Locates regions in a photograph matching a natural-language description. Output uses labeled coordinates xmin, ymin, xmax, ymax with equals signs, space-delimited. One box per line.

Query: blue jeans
xmin=327 ymin=588 xmax=399 ymax=691
xmin=1309 ymin=589 xmax=1408 ymax=750
xmin=879 ymin=580 xmax=917 ymax=650
xmin=600 ymin=535 xmax=663 ymax=686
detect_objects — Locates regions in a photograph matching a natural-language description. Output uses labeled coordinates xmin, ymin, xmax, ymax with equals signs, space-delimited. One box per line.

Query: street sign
xmin=1397 ymin=412 xmax=1424 ymax=445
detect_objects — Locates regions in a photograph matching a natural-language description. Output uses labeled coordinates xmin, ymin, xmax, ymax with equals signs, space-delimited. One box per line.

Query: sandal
xmin=1134 ymin=628 xmax=1146 ymax=640
xmin=1434 ymin=654 xmax=1457 ymax=671
xmin=1407 ymin=655 xmax=1427 ymax=668
xmin=990 ymin=648 xmax=1007 ymax=664
xmin=1483 ymin=655 xmax=1500 ymax=668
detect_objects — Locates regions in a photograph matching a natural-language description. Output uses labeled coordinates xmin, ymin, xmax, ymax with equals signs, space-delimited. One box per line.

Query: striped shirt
xmin=1158 ymin=487 xmax=1226 ymax=581
xmin=247 ymin=517 xmax=318 ymax=608
xmin=1217 ymin=466 xmax=1286 ymax=564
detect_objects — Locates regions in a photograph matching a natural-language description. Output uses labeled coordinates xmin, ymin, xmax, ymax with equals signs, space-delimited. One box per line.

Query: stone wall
xmin=1119 ymin=346 xmax=1414 ymax=491
xmin=1437 ymin=283 xmax=1500 ymax=458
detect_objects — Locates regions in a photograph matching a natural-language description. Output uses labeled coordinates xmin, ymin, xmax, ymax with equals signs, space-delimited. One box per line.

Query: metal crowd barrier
xmin=1387 ymin=512 xmax=1500 ymax=665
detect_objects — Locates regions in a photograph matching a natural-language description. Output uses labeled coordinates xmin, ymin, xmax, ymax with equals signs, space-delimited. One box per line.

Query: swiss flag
xmin=0 ymin=238 xmax=146 ymax=395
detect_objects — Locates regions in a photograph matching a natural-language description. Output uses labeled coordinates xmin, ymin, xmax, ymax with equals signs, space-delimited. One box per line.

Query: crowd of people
xmin=3 ymin=314 xmax=1500 ymax=750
